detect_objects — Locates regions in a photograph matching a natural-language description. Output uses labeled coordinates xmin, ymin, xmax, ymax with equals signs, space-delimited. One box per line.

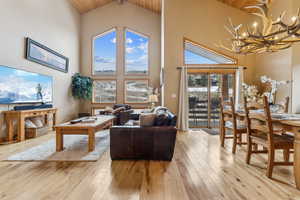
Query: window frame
xmin=124 ymin=28 xmax=150 ymax=76
xmin=183 ymin=38 xmax=237 ymax=66
xmin=124 ymin=79 xmax=150 ymax=104
xmin=92 ymin=79 xmax=117 ymax=104
xmin=92 ymin=28 xmax=118 ymax=76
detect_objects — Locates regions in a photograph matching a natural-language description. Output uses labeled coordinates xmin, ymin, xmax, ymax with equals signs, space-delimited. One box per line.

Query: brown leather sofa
xmin=99 ymin=105 xmax=133 ymax=125
xmin=110 ymin=126 xmax=177 ymax=161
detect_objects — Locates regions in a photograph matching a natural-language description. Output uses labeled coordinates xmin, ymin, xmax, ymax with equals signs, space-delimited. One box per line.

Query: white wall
xmin=0 ymin=0 xmax=81 ymax=139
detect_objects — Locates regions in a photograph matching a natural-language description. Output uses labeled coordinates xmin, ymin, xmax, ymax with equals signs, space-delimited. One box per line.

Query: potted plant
xmin=71 ymin=73 xmax=93 ymax=117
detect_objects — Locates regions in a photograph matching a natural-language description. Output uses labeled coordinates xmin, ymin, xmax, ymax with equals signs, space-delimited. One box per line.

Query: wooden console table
xmin=4 ymin=108 xmax=57 ymax=142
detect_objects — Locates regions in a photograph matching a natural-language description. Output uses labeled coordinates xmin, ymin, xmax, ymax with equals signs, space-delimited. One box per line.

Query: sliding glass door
xmin=188 ymin=72 xmax=235 ymax=128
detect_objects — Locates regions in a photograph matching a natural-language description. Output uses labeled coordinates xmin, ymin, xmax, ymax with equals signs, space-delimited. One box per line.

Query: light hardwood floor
xmin=0 ymin=130 xmax=300 ymax=200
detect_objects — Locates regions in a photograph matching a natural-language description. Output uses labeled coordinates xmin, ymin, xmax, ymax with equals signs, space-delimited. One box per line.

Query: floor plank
xmin=0 ymin=130 xmax=300 ymax=200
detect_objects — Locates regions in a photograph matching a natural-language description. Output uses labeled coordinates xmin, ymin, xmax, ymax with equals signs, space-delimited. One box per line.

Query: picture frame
xmin=26 ymin=38 xmax=69 ymax=73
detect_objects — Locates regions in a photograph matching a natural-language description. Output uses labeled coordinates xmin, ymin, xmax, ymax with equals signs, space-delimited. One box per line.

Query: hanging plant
xmin=71 ymin=73 xmax=93 ymax=100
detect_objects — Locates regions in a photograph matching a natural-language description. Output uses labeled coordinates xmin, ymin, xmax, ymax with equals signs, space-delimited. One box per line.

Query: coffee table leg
xmin=88 ymin=130 xmax=95 ymax=152
xmin=56 ymin=130 xmax=63 ymax=152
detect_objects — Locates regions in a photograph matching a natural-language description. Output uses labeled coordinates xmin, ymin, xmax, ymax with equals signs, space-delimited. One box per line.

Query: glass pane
xmin=93 ymin=29 xmax=116 ymax=75
xmin=125 ymin=30 xmax=149 ymax=74
xmin=188 ymin=74 xmax=209 ymax=127
xmin=184 ymin=41 xmax=235 ymax=64
xmin=210 ymin=74 xmax=222 ymax=128
xmin=125 ymin=80 xmax=149 ymax=103
xmin=185 ymin=50 xmax=218 ymax=64
xmin=222 ymin=74 xmax=235 ymax=101
xmin=93 ymin=80 xmax=116 ymax=103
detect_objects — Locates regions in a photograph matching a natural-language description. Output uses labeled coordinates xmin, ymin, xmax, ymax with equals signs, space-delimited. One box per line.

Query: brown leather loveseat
xmin=110 ymin=108 xmax=177 ymax=161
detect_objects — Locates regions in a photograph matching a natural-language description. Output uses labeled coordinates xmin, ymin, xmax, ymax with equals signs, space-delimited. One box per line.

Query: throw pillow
xmin=25 ymin=119 xmax=37 ymax=128
xmin=31 ymin=117 xmax=44 ymax=128
xmin=166 ymin=111 xmax=177 ymax=126
xmin=153 ymin=106 xmax=168 ymax=114
xmin=140 ymin=113 xmax=156 ymax=127
xmin=154 ymin=112 xmax=169 ymax=126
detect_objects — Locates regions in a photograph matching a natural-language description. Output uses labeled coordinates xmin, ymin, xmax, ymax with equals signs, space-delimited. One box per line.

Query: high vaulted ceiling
xmin=69 ymin=0 xmax=161 ymax=14
xmin=69 ymin=0 xmax=270 ymax=15
xmin=216 ymin=0 xmax=272 ymax=12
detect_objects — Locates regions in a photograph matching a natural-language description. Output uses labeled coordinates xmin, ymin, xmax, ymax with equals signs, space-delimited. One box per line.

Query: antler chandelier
xmin=219 ymin=0 xmax=300 ymax=54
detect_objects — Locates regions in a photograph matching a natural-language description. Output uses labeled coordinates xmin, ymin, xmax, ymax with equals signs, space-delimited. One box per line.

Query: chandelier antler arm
xmin=219 ymin=1 xmax=300 ymax=55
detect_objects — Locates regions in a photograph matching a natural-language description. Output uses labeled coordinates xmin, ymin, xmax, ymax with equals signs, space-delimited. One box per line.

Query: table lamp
xmin=148 ymin=94 xmax=158 ymax=109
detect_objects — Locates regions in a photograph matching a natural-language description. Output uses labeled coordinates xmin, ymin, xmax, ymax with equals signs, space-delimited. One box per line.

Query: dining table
xmin=235 ymin=110 xmax=300 ymax=189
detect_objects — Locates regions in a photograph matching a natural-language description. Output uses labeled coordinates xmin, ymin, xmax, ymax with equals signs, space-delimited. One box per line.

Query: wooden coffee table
xmin=55 ymin=115 xmax=115 ymax=152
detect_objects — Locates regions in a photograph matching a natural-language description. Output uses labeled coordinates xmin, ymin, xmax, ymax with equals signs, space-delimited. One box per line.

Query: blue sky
xmin=93 ymin=29 xmax=148 ymax=73
xmin=93 ymin=30 xmax=117 ymax=72
xmin=125 ymin=30 xmax=148 ymax=73
xmin=185 ymin=50 xmax=218 ymax=64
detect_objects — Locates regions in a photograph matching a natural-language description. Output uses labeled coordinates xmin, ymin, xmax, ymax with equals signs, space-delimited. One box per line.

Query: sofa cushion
xmin=112 ymin=107 xmax=125 ymax=115
xmin=152 ymin=106 xmax=168 ymax=114
xmin=113 ymin=104 xmax=131 ymax=110
xmin=140 ymin=113 xmax=156 ymax=127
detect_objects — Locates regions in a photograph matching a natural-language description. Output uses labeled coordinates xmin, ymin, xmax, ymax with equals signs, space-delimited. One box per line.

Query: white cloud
xmin=126 ymin=38 xmax=133 ymax=44
xmin=137 ymin=42 xmax=148 ymax=53
xmin=126 ymin=54 xmax=148 ymax=65
xmin=14 ymin=70 xmax=38 ymax=77
xmin=126 ymin=47 xmax=135 ymax=54
xmin=94 ymin=56 xmax=114 ymax=64
xmin=110 ymin=37 xmax=116 ymax=44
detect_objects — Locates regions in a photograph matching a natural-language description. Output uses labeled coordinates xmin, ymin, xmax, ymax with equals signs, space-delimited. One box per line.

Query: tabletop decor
xmin=242 ymin=83 xmax=259 ymax=102
xmin=26 ymin=38 xmax=69 ymax=73
xmin=260 ymin=75 xmax=289 ymax=104
xmin=218 ymin=0 xmax=300 ymax=54
xmin=242 ymin=75 xmax=289 ymax=105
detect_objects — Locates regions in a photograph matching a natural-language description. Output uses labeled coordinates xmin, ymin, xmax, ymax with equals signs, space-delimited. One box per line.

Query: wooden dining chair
xmin=244 ymin=96 xmax=294 ymax=178
xmin=283 ymin=96 xmax=290 ymax=113
xmin=219 ymin=97 xmax=247 ymax=154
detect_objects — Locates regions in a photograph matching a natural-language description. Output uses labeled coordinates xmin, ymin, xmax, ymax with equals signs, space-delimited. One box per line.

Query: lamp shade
xmin=148 ymin=94 xmax=158 ymax=103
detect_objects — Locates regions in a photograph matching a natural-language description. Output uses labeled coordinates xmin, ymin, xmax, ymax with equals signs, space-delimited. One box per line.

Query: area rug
xmin=4 ymin=130 xmax=110 ymax=162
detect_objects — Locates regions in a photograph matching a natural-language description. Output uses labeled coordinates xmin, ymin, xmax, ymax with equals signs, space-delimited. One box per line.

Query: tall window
xmin=93 ymin=29 xmax=117 ymax=75
xmin=93 ymin=80 xmax=117 ymax=103
xmin=125 ymin=29 xmax=149 ymax=75
xmin=125 ymin=80 xmax=149 ymax=103
xmin=184 ymin=40 xmax=236 ymax=65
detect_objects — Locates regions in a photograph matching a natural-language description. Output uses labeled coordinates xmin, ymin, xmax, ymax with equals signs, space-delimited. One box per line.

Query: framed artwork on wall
xmin=26 ymin=38 xmax=69 ymax=73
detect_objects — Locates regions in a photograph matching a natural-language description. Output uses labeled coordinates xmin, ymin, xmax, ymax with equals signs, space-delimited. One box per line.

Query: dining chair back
xmin=244 ymin=96 xmax=294 ymax=178
xmin=220 ymin=96 xmax=247 ymax=153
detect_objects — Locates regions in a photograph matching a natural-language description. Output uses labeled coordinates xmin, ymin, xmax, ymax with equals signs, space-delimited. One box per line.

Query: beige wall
xmin=0 ymin=0 xmax=81 ymax=139
xmin=163 ymin=0 xmax=257 ymax=114
xmin=254 ymin=0 xmax=300 ymax=113
xmin=80 ymin=1 xmax=161 ymax=113
xmin=291 ymin=0 xmax=300 ymax=113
